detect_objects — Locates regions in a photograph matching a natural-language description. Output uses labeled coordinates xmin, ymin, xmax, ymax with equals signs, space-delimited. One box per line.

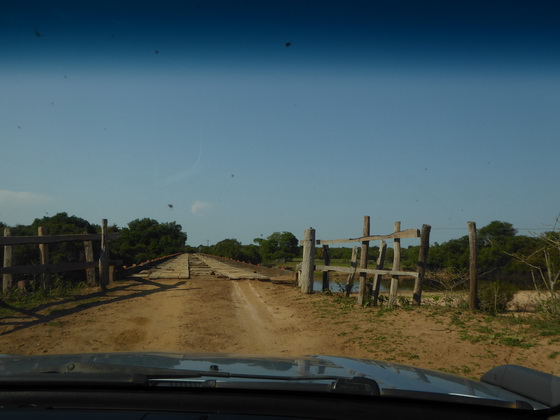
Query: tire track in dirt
xmin=230 ymin=278 xmax=331 ymax=357
xmin=232 ymin=280 xmax=299 ymax=354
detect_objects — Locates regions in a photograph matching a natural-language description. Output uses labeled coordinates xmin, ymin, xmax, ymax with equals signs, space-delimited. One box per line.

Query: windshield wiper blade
xmin=218 ymin=377 xmax=380 ymax=396
xmin=0 ymin=372 xmax=150 ymax=387
xmin=6 ymin=361 xmax=359 ymax=381
xmin=0 ymin=361 xmax=380 ymax=396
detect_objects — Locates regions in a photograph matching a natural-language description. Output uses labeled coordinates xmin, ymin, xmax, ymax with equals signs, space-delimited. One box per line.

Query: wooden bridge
xmin=133 ymin=254 xmax=271 ymax=281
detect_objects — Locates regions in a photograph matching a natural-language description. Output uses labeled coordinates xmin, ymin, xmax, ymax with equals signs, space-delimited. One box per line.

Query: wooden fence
xmin=299 ymin=216 xmax=431 ymax=307
xmin=1 ymin=219 xmax=121 ymax=293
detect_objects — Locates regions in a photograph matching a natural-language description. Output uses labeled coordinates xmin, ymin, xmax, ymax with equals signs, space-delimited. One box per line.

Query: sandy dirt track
xmin=0 ymin=255 xmax=559 ymax=378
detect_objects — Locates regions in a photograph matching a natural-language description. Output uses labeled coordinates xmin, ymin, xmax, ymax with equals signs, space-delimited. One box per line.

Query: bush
xmin=478 ymin=281 xmax=518 ymax=315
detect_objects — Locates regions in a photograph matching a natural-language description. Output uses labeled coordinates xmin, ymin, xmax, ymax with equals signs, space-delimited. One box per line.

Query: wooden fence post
xmin=357 ymin=216 xmax=370 ymax=306
xmin=84 ymin=232 xmax=96 ymax=287
xmin=322 ymin=244 xmax=330 ymax=292
xmin=468 ymin=221 xmax=479 ymax=310
xmin=3 ymin=228 xmax=12 ymax=294
xmin=301 ymin=228 xmax=315 ymax=294
xmin=413 ymin=224 xmax=431 ymax=305
xmin=372 ymin=240 xmax=387 ymax=306
xmin=99 ymin=219 xmax=109 ymax=290
xmin=38 ymin=226 xmax=50 ymax=289
xmin=345 ymin=246 xmax=359 ymax=296
xmin=388 ymin=221 xmax=401 ymax=308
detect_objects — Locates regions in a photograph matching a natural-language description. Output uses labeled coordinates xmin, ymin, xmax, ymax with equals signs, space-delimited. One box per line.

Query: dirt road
xmin=0 ymin=254 xmax=559 ymax=378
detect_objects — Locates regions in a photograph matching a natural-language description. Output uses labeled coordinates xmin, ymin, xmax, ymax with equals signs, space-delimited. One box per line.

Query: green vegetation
xmin=254 ymin=232 xmax=299 ymax=264
xmin=478 ymin=281 xmax=518 ymax=315
xmin=203 ymin=231 xmax=299 ymax=266
xmin=206 ymin=239 xmax=261 ymax=264
xmin=111 ymin=218 xmax=187 ymax=266
xmin=427 ymin=221 xmax=540 ymax=286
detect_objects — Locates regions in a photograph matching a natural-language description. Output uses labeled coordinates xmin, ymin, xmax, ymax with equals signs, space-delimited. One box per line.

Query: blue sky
xmin=1 ymin=1 xmax=560 ymax=247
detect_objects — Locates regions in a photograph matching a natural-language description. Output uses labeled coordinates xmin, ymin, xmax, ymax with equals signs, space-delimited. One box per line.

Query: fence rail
xmin=315 ymin=229 xmax=420 ymax=245
xmin=2 ymin=219 xmax=120 ymax=293
xmin=0 ymin=260 xmax=123 ymax=276
xmin=0 ymin=233 xmax=120 ymax=246
xmin=315 ymin=265 xmax=420 ymax=278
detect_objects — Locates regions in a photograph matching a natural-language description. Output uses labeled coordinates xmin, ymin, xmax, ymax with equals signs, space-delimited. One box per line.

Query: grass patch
xmin=502 ymin=314 xmax=560 ymax=337
xmin=497 ymin=336 xmax=533 ymax=348
xmin=448 ymin=310 xmax=539 ymax=348
xmin=399 ymin=352 xmax=419 ymax=360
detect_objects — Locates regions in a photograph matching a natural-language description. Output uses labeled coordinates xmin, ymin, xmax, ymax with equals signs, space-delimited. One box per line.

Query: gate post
xmin=413 ymin=224 xmax=431 ymax=305
xmin=99 ymin=219 xmax=109 ymax=290
xmin=301 ymin=228 xmax=315 ymax=294
xmin=3 ymin=228 xmax=12 ymax=294
xmin=468 ymin=221 xmax=479 ymax=311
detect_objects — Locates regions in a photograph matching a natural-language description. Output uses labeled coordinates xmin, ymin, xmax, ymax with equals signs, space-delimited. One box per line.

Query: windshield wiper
xmin=0 ymin=362 xmax=380 ymax=396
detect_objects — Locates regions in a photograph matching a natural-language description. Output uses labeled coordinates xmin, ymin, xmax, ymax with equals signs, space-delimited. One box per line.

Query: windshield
xmin=1 ymin=0 xmax=559 ymax=413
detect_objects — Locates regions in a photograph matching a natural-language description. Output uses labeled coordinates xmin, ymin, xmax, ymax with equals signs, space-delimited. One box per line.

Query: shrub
xmin=478 ymin=281 xmax=518 ymax=315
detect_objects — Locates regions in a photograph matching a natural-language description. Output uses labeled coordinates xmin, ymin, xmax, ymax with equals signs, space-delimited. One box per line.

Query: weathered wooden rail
xmin=299 ymin=216 xmax=431 ymax=307
xmin=1 ymin=219 xmax=121 ymax=293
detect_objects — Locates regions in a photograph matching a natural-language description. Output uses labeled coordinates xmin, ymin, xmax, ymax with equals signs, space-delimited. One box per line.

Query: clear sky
xmin=1 ymin=0 xmax=559 ymax=247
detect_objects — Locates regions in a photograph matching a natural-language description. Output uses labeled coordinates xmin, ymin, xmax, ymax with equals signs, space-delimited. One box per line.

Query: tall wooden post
xmin=3 ymin=228 xmax=12 ymax=294
xmin=84 ymin=232 xmax=96 ymax=286
xmin=413 ymin=224 xmax=431 ymax=305
xmin=322 ymin=244 xmax=330 ymax=292
xmin=388 ymin=221 xmax=401 ymax=308
xmin=357 ymin=216 xmax=370 ymax=306
xmin=38 ymin=226 xmax=50 ymax=289
xmin=468 ymin=221 xmax=479 ymax=310
xmin=372 ymin=240 xmax=387 ymax=306
xmin=301 ymin=228 xmax=315 ymax=294
xmin=345 ymin=246 xmax=359 ymax=297
xmin=99 ymin=219 xmax=109 ymax=290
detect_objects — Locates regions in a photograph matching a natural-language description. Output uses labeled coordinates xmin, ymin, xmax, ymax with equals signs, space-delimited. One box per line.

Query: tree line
xmin=2 ymin=213 xmax=557 ymax=293
xmin=189 ymin=231 xmax=299 ymax=266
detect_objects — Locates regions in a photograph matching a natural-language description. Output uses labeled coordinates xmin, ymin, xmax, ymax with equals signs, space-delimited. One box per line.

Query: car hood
xmin=0 ymin=352 xmax=546 ymax=408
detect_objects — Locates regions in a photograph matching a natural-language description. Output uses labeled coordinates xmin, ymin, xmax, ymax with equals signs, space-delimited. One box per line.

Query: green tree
xmin=29 ymin=212 xmax=97 ymax=264
xmin=112 ymin=218 xmax=187 ymax=265
xmin=478 ymin=221 xmax=517 ymax=247
xmin=211 ymin=239 xmax=244 ymax=259
xmin=240 ymin=244 xmax=262 ymax=264
xmin=254 ymin=231 xmax=299 ymax=263
xmin=205 ymin=240 xmax=261 ymax=264
xmin=427 ymin=221 xmax=536 ymax=286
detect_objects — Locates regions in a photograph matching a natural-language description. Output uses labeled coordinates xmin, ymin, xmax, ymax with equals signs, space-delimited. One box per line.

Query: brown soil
xmin=1 ymin=272 xmax=559 ymax=378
